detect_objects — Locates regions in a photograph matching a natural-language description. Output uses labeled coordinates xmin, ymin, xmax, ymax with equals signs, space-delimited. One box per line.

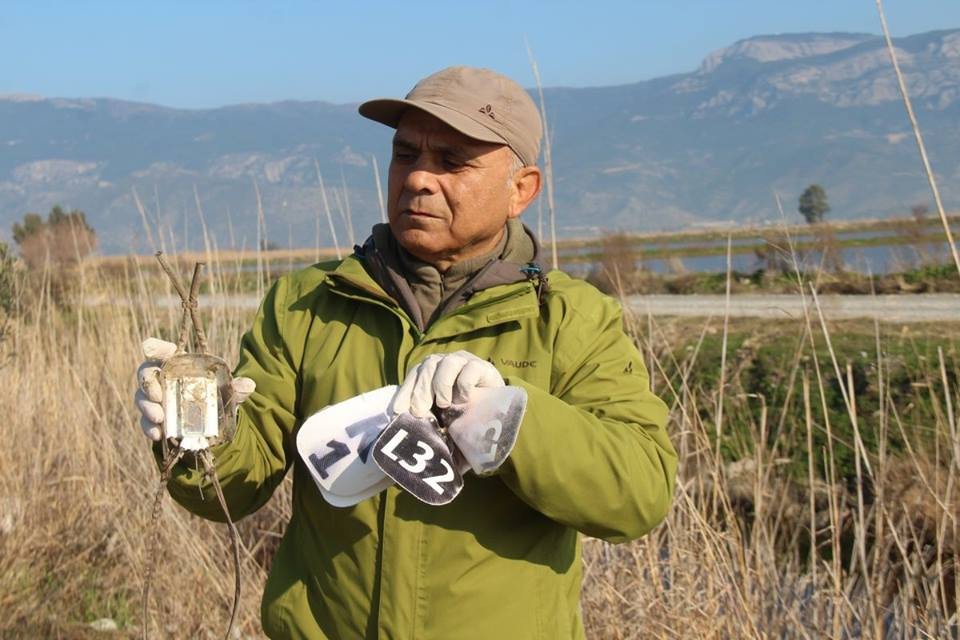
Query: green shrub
xmin=0 ymin=242 xmax=16 ymax=317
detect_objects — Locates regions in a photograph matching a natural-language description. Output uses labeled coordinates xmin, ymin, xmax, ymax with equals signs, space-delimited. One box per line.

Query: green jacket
xmin=162 ymin=254 xmax=676 ymax=639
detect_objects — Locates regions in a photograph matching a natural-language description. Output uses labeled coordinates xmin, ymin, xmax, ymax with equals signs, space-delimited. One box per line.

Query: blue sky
xmin=2 ymin=1 xmax=958 ymax=108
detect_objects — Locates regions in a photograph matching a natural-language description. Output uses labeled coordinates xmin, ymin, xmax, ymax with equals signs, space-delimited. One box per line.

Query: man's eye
xmin=443 ymin=156 xmax=466 ymax=169
xmin=393 ymin=149 xmax=415 ymax=162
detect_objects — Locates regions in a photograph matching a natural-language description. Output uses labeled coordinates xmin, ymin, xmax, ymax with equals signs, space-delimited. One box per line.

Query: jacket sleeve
xmin=498 ymin=291 xmax=676 ymax=543
xmin=157 ymin=277 xmax=299 ymax=522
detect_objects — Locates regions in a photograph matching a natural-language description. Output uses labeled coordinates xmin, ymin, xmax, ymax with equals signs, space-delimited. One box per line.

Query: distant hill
xmin=1 ymin=28 xmax=959 ymax=253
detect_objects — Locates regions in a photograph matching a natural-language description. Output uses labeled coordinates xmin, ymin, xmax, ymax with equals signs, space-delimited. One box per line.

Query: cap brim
xmin=359 ymin=98 xmax=508 ymax=147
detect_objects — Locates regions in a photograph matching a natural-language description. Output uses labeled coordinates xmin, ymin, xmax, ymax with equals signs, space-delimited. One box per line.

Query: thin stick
xmin=154 ymin=252 xmax=207 ymax=352
xmin=333 ymin=188 xmax=350 ymax=248
xmin=372 ymin=154 xmax=387 ymax=224
xmin=141 ymin=447 xmax=184 ymax=640
xmin=809 ymin=284 xmax=874 ymax=479
xmin=314 ymin=190 xmax=321 ymax=263
xmin=526 ymin=40 xmax=558 ymax=270
xmin=938 ymin=346 xmax=958 ymax=464
xmin=200 ymin=451 xmax=242 ymax=640
xmin=802 ymin=370 xmax=818 ymax=629
xmin=288 ymin=223 xmax=294 ymax=273
xmin=67 ymin=218 xmax=87 ymax=347
xmin=155 ymin=252 xmax=192 ymax=351
xmin=875 ymin=0 xmax=960 ymax=280
xmin=132 ymin=187 xmax=158 ymax=252
xmin=713 ymin=235 xmax=732 ymax=511
xmin=315 ymin=160 xmax=342 ymax=260
xmin=751 ymin=393 xmax=767 ymax=615
xmin=787 ymin=239 xmax=842 ymax=634
xmin=153 ymin=185 xmax=165 ymax=254
xmin=536 ymin=191 xmax=544 ymax=242
xmin=165 ymin=214 xmax=177 ymax=258
xmin=870 ymin=288 xmax=888 ymax=633
xmin=186 ymin=262 xmax=208 ymax=352
xmin=258 ymin=182 xmax=272 ymax=284
xmin=716 ymin=234 xmax=732 ymax=440
xmin=646 ymin=310 xmax=655 ymax=390
xmin=226 ymin=206 xmax=236 ymax=250
xmin=157 ymin=206 xmax=170 ymax=259
xmin=935 ymin=346 xmax=960 ymax=619
xmin=340 ymin=166 xmax=356 ymax=247
xmin=253 ymin=179 xmax=265 ymax=301
xmin=846 ymin=362 xmax=878 ymax=636
xmin=193 ymin=184 xmax=217 ymax=296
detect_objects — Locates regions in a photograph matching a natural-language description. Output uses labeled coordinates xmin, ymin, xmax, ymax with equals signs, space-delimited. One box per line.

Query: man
xmin=135 ymin=66 xmax=676 ymax=639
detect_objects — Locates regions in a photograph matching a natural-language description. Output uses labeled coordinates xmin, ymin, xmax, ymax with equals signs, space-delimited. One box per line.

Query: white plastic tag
xmin=163 ymin=374 xmax=219 ymax=451
xmin=296 ymin=385 xmax=397 ymax=507
xmin=372 ymin=413 xmax=464 ymax=506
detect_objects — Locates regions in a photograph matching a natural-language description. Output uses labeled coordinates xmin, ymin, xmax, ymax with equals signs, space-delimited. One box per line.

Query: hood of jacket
xmin=356 ymin=218 xmax=544 ymax=331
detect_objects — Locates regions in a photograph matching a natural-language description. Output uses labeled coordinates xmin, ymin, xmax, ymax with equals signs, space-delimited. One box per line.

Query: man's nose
xmin=403 ymin=158 xmax=440 ymax=194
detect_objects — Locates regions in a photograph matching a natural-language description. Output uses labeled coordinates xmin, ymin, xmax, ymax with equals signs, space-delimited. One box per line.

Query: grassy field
xmin=0 ymin=256 xmax=958 ymax=638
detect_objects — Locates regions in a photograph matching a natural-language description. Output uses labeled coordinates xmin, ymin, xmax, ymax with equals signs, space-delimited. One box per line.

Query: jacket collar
xmin=351 ymin=221 xmax=546 ymax=332
xmin=325 ymin=254 xmax=541 ymax=341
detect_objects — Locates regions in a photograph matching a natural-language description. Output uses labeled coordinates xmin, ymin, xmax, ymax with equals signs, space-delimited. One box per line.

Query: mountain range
xmin=1 ymin=28 xmax=958 ymax=254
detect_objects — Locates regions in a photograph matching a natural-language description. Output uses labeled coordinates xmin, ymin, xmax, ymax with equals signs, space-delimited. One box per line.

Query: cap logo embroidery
xmin=478 ymin=104 xmax=496 ymax=119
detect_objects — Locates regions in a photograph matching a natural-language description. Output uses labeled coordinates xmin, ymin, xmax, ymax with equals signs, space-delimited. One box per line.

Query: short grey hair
xmin=506 ymin=150 xmax=525 ymax=187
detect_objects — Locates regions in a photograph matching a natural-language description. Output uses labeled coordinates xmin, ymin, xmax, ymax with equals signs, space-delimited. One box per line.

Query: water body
xmin=209 ymin=241 xmax=952 ymax=278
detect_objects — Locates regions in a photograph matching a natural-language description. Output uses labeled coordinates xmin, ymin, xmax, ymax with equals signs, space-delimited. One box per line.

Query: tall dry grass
xmin=0 ymin=256 xmax=284 ymax=638
xmin=582 ymin=303 xmax=959 ymax=638
xmin=0 ymin=251 xmax=957 ymax=639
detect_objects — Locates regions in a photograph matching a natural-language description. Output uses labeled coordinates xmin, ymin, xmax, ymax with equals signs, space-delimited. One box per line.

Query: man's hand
xmin=392 ymin=351 xmax=504 ymax=418
xmin=134 ymin=337 xmax=256 ymax=441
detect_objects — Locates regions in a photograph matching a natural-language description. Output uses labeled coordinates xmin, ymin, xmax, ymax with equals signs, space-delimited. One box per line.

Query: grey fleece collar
xmin=357 ymin=219 xmax=543 ymax=331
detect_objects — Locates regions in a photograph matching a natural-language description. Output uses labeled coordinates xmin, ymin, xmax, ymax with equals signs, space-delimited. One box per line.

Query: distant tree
xmin=910 ymin=203 xmax=929 ymax=222
xmin=11 ymin=205 xmax=97 ymax=269
xmin=12 ymin=213 xmax=43 ymax=245
xmin=586 ymin=232 xmax=641 ymax=294
xmin=798 ymin=184 xmax=830 ymax=225
xmin=0 ymin=241 xmax=16 ymax=319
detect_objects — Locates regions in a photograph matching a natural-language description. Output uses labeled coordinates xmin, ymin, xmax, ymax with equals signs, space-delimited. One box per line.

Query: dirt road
xmin=624 ymin=294 xmax=960 ymax=322
xmin=88 ymin=292 xmax=960 ymax=323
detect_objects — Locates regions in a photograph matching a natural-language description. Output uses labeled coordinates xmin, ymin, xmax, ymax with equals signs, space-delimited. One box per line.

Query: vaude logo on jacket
xmin=488 ymin=356 xmax=538 ymax=369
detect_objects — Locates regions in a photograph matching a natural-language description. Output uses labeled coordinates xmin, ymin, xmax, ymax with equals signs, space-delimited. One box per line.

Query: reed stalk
xmin=525 ymin=41 xmax=558 ymax=270
xmin=875 ymin=0 xmax=960 ymax=280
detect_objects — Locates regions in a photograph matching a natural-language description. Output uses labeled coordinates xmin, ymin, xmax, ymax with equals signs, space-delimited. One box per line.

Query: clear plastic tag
xmin=161 ymin=353 xmax=235 ymax=451
xmin=442 ymin=386 xmax=527 ymax=475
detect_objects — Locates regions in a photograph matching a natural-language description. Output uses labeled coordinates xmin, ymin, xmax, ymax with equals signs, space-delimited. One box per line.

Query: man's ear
xmin=508 ymin=166 xmax=543 ymax=219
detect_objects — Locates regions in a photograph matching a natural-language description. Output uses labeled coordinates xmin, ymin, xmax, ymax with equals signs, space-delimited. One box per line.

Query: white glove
xmin=391 ymin=351 xmax=504 ymax=418
xmin=134 ymin=337 xmax=256 ymax=441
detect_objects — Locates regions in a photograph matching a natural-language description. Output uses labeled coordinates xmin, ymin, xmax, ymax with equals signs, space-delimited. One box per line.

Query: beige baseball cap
xmin=359 ymin=66 xmax=543 ymax=166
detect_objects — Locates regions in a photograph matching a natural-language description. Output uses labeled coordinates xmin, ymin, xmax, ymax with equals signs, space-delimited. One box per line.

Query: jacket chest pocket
xmin=492 ymin=355 xmax=552 ymax=392
xmin=298 ymin=319 xmax=394 ymax=418
xmin=432 ymin=322 xmax=553 ymax=391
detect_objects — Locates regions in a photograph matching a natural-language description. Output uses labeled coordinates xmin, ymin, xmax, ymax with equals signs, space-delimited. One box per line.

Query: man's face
xmin=387 ymin=110 xmax=519 ymax=269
